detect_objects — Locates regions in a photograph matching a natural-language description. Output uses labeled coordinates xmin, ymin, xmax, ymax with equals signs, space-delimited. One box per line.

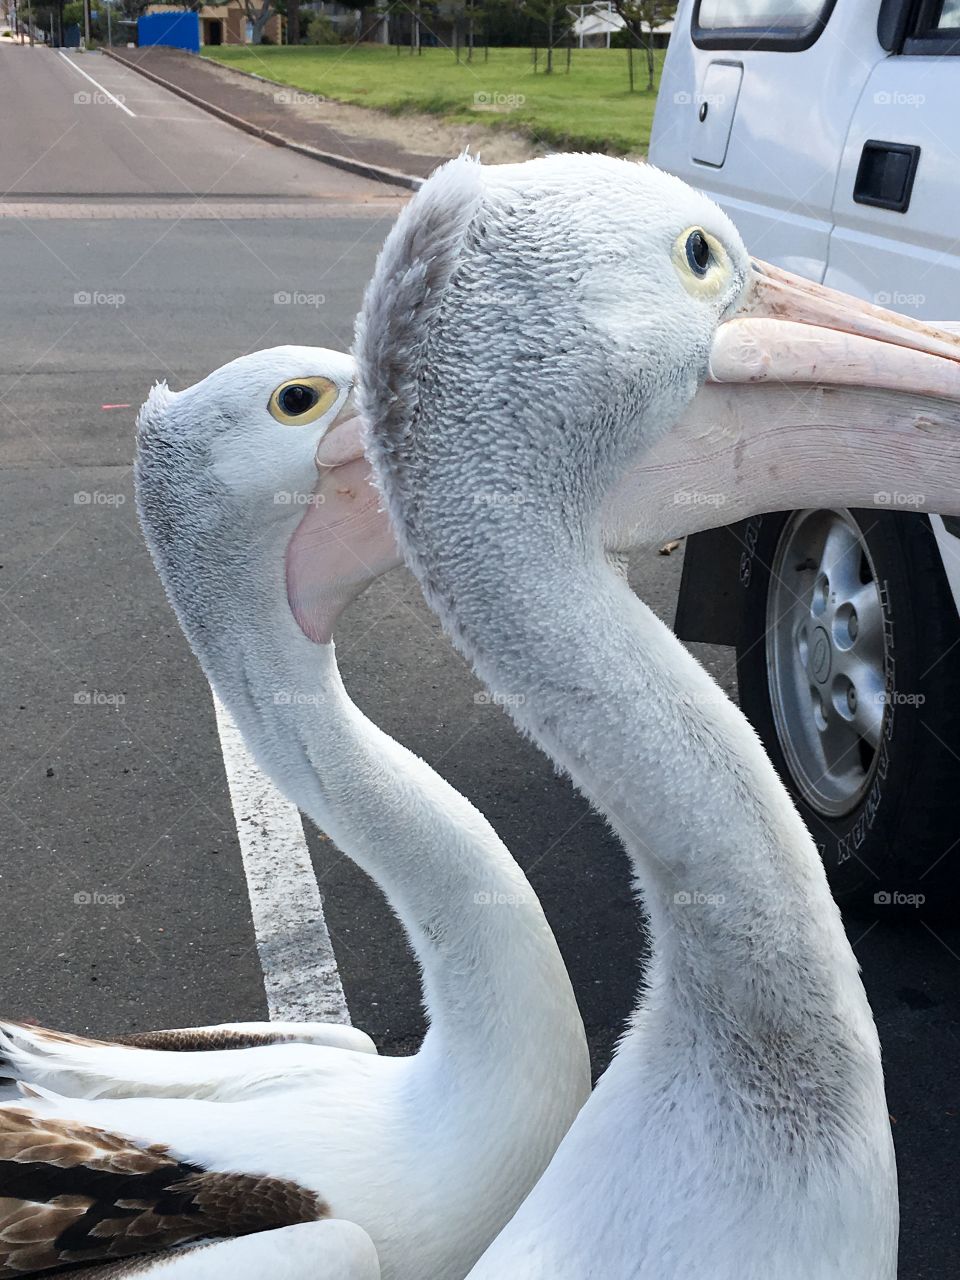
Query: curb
xmin=100 ymin=48 xmax=423 ymax=192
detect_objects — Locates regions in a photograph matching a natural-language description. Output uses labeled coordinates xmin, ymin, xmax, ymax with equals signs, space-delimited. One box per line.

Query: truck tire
xmin=735 ymin=508 xmax=960 ymax=912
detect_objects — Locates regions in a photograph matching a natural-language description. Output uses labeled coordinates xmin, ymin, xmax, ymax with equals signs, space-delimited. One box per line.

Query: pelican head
xmin=135 ymin=345 xmax=395 ymax=651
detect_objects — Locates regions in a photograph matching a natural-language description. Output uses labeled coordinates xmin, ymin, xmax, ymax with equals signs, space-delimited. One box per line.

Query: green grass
xmin=203 ymin=44 xmax=664 ymax=154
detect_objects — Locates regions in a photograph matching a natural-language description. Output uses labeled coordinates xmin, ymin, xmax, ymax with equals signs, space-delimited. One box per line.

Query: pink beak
xmin=604 ymin=261 xmax=960 ymax=547
xmin=286 ymin=396 xmax=399 ymax=644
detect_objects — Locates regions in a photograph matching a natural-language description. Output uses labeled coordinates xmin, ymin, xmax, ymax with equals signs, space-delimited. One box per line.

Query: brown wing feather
xmin=2 ymin=1022 xmax=298 ymax=1056
xmin=113 ymin=1030 xmax=293 ymax=1053
xmin=0 ymin=1109 xmax=328 ymax=1276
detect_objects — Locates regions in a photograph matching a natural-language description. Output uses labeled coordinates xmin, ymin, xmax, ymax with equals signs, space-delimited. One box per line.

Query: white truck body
xmin=650 ymin=0 xmax=960 ymax=609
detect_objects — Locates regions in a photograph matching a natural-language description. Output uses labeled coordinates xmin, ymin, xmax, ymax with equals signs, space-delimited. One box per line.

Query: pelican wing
xmin=0 ymin=1106 xmax=327 ymax=1275
xmin=3 ymin=1020 xmax=374 ymax=1057
xmin=1 ymin=1024 xmax=285 ymax=1059
xmin=0 ymin=1020 xmax=377 ymax=1105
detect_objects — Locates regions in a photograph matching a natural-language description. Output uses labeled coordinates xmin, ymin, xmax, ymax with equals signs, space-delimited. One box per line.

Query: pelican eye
xmin=672 ymin=226 xmax=730 ymax=299
xmin=686 ymin=230 xmax=711 ymax=276
xmin=269 ymin=376 xmax=339 ymax=426
xmin=280 ymin=384 xmax=317 ymax=416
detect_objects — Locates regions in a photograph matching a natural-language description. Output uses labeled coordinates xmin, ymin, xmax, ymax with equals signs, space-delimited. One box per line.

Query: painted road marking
xmin=212 ymin=694 xmax=352 ymax=1026
xmin=59 ymin=51 xmax=137 ymax=118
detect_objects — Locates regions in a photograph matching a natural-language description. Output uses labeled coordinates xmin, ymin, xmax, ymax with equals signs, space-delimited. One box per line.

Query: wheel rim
xmin=765 ymin=509 xmax=889 ymax=817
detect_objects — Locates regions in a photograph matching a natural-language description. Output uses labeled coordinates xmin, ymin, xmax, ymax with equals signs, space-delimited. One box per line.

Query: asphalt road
xmin=1 ymin=45 xmax=957 ymax=1278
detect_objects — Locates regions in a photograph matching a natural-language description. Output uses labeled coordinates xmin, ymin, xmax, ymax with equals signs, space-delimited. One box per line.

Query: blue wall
xmin=137 ymin=10 xmax=200 ymax=52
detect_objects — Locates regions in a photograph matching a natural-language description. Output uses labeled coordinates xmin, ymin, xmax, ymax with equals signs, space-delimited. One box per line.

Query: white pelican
xmin=0 ymin=348 xmax=590 ymax=1278
xmin=357 ymin=153 xmax=960 ymax=1279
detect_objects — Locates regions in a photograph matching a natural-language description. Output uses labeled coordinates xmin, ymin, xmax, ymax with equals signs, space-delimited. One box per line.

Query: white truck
xmin=649 ymin=0 xmax=960 ymax=906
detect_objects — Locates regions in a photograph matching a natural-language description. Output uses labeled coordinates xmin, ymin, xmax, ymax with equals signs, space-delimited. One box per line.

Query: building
xmin=144 ymin=2 xmax=282 ymax=45
xmin=568 ymin=4 xmax=674 ymax=49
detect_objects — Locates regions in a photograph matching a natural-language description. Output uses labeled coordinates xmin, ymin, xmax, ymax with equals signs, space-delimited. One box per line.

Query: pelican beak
xmin=286 ymin=451 xmax=400 ymax=645
xmin=286 ymin=386 xmax=400 ymax=644
xmin=314 ymin=387 xmax=367 ymax=470
xmin=719 ymin=260 xmax=960 ymax=395
xmin=604 ymin=260 xmax=960 ymax=547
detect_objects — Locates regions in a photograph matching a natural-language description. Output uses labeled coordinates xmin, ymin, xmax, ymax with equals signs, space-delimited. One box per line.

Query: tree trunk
xmin=287 ymin=0 xmax=299 ymax=43
xmin=644 ymin=25 xmax=655 ymax=90
xmin=546 ymin=14 xmax=553 ymax=72
xmin=248 ymin=0 xmax=273 ymax=43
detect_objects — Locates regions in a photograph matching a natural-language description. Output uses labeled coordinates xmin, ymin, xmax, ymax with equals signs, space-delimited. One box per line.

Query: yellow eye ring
xmin=671 ymin=227 xmax=730 ymax=297
xmin=269 ymin=376 xmax=340 ymax=426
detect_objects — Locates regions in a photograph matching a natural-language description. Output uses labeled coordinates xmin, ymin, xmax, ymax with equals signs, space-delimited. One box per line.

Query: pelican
xmin=0 ymin=347 xmax=589 ymax=1278
xmin=356 ymin=153 xmax=960 ymax=1279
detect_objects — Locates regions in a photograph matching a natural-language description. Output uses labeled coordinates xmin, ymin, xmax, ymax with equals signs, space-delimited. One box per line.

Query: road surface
xmin=0 ymin=44 xmax=956 ymax=1278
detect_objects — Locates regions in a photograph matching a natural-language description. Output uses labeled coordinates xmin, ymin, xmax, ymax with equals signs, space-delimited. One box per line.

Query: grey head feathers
xmin=356 ymin=153 xmax=749 ymax=673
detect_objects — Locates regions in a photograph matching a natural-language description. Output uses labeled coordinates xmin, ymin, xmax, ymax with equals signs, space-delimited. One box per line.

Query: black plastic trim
xmin=903 ymin=0 xmax=960 ymax=52
xmin=673 ymin=524 xmax=749 ymax=646
xmin=691 ymin=0 xmax=838 ymax=51
xmin=877 ymin=0 xmax=919 ymax=51
xmin=903 ymin=31 xmax=960 ymax=52
xmin=853 ymin=140 xmax=921 ymax=213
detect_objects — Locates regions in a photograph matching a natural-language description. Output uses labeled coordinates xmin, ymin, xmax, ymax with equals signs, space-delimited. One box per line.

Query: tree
xmin=239 ymin=0 xmax=275 ymax=43
xmin=609 ymin=0 xmax=675 ymax=90
xmin=523 ymin=0 xmax=570 ymax=72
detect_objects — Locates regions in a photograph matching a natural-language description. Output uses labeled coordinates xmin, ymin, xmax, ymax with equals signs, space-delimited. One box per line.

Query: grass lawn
xmin=203 ymin=45 xmax=665 ymax=154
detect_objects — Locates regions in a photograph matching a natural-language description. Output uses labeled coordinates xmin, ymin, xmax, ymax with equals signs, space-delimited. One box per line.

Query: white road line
xmin=212 ymin=694 xmax=352 ymax=1026
xmin=58 ymin=50 xmax=137 ymax=118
